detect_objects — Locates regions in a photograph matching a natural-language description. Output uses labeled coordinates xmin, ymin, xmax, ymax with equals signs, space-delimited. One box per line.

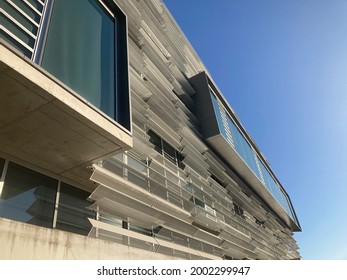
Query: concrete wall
xmin=0 ymin=218 xmax=182 ymax=260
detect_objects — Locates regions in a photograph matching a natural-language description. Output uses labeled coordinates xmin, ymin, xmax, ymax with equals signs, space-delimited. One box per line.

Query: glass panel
xmin=281 ymin=190 xmax=296 ymax=221
xmin=176 ymin=151 xmax=185 ymax=170
xmin=228 ymin=117 xmax=262 ymax=180
xmin=42 ymin=0 xmax=116 ymax=119
xmin=210 ymin=93 xmax=229 ymax=141
xmin=56 ymin=183 xmax=94 ymax=236
xmin=129 ymin=224 xmax=152 ymax=236
xmin=99 ymin=212 xmax=123 ymax=228
xmin=211 ymin=92 xmax=263 ymax=180
xmin=0 ymin=162 xmax=57 ymax=228
xmin=148 ymin=130 xmax=162 ymax=154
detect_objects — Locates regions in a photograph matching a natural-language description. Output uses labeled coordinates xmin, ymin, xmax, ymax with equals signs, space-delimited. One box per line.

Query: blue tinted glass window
xmin=210 ymin=93 xmax=228 ymax=140
xmin=227 ymin=117 xmax=262 ymax=180
xmin=211 ymin=92 xmax=262 ymax=180
xmin=280 ymin=190 xmax=295 ymax=221
xmin=258 ymin=160 xmax=293 ymax=215
xmin=42 ymin=0 xmax=116 ymax=119
xmin=0 ymin=162 xmax=57 ymax=228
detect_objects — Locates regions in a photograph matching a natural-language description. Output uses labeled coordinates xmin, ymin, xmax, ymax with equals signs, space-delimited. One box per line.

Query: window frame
xmin=33 ymin=0 xmax=130 ymax=130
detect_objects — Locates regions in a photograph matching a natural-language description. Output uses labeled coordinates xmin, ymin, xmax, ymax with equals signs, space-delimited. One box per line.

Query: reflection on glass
xmin=210 ymin=93 xmax=230 ymax=144
xmin=0 ymin=162 xmax=57 ymax=228
xmin=56 ymin=183 xmax=94 ymax=236
xmin=42 ymin=0 xmax=116 ymax=119
xmin=210 ymin=92 xmax=298 ymax=224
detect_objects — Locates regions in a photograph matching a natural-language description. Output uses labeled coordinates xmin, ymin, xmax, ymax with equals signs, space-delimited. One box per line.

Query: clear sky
xmin=163 ymin=0 xmax=347 ymax=260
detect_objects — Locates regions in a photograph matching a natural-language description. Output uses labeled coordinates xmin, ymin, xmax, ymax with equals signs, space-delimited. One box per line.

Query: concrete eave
xmin=0 ymin=41 xmax=132 ymax=186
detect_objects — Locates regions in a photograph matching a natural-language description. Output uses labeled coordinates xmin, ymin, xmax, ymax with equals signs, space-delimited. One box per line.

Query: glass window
xmin=227 ymin=116 xmax=262 ymax=181
xmin=42 ymin=0 xmax=117 ymax=120
xmin=56 ymin=183 xmax=94 ymax=236
xmin=234 ymin=203 xmax=245 ymax=218
xmin=99 ymin=212 xmax=123 ymax=228
xmin=176 ymin=151 xmax=185 ymax=170
xmin=191 ymin=196 xmax=205 ymax=209
xmin=163 ymin=140 xmax=176 ymax=164
xmin=210 ymin=92 xmax=229 ymax=142
xmin=148 ymin=130 xmax=162 ymax=154
xmin=148 ymin=130 xmax=185 ymax=169
xmin=0 ymin=162 xmax=57 ymax=228
xmin=0 ymin=158 xmax=5 ymax=175
xmin=129 ymin=224 xmax=152 ymax=236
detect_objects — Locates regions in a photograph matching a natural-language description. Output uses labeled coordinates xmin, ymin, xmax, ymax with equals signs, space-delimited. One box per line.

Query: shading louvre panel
xmin=88 ymin=219 xmax=219 ymax=259
xmin=0 ymin=0 xmax=45 ymax=58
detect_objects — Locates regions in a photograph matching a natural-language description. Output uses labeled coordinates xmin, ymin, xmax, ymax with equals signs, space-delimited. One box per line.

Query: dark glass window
xmin=210 ymin=174 xmax=224 ymax=187
xmin=0 ymin=158 xmax=4 ymax=175
xmin=0 ymin=162 xmax=57 ymax=228
xmin=41 ymin=0 xmax=129 ymax=129
xmin=148 ymin=130 xmax=162 ymax=154
xmin=190 ymin=196 xmax=205 ymax=209
xmin=56 ymin=183 xmax=94 ymax=236
xmin=176 ymin=151 xmax=186 ymax=169
xmin=233 ymin=203 xmax=245 ymax=219
xmin=163 ymin=140 xmax=176 ymax=164
xmin=129 ymin=224 xmax=152 ymax=236
xmin=255 ymin=218 xmax=264 ymax=226
xmin=42 ymin=0 xmax=115 ymax=118
xmin=148 ymin=129 xmax=185 ymax=169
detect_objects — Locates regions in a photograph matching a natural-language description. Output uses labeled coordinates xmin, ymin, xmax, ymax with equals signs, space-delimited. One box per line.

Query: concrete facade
xmin=0 ymin=0 xmax=300 ymax=260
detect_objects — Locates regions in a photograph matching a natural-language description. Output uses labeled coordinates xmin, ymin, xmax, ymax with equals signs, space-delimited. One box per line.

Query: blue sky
xmin=164 ymin=0 xmax=347 ymax=260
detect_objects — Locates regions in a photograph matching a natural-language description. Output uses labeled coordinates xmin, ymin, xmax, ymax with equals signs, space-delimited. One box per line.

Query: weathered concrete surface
xmin=0 ymin=218 xmax=182 ymax=260
xmin=0 ymin=41 xmax=132 ymax=188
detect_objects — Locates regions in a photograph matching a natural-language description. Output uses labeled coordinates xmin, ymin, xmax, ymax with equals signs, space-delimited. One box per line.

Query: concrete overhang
xmin=0 ymin=41 xmax=132 ymax=187
xmin=206 ymin=134 xmax=301 ymax=232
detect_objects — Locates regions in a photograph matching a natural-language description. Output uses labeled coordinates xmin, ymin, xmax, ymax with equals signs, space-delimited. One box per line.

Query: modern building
xmin=0 ymin=0 xmax=301 ymax=260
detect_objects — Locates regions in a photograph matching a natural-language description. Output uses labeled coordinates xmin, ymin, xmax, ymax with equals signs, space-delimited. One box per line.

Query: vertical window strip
xmin=0 ymin=160 xmax=9 ymax=199
xmin=52 ymin=180 xmax=61 ymax=228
